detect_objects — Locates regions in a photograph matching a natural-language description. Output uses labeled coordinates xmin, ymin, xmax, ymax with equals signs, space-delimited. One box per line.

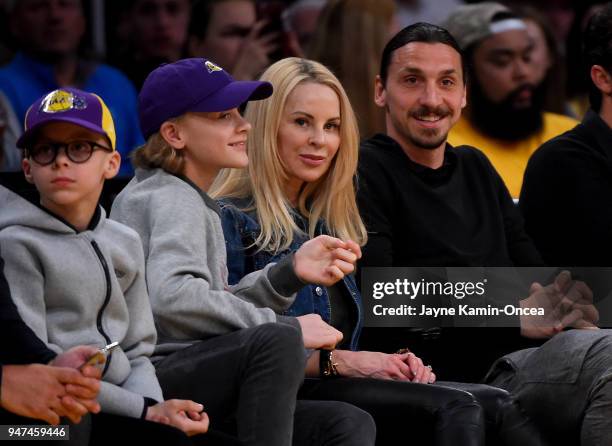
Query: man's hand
xmin=520 ymin=270 xmax=599 ymax=338
xmin=334 ymin=350 xmax=435 ymax=383
xmin=0 ymin=364 xmax=101 ymax=425
xmin=296 ymin=314 xmax=343 ymax=349
xmin=146 ymin=400 xmax=209 ymax=436
xmin=50 ymin=345 xmax=103 ymax=417
xmin=294 ymin=236 xmax=361 ymax=287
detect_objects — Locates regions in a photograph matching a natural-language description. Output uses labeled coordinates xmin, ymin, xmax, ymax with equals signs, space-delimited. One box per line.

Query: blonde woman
xmin=213 ymin=56 xmax=368 ymax=353
xmin=111 ymin=58 xmax=377 ymax=446
xmin=211 ymin=57 xmax=528 ymax=446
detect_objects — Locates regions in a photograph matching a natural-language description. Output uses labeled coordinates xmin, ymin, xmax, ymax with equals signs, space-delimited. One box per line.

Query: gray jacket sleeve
xmin=141 ymin=190 xmax=299 ymax=340
xmin=97 ymin=382 xmax=148 ymax=419
xmin=228 ymin=254 xmax=304 ymax=309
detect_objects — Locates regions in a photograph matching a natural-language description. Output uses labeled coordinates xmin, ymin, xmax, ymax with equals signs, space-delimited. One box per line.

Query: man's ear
xmin=22 ymin=158 xmax=34 ymax=184
xmin=461 ymin=84 xmax=467 ymax=109
xmin=591 ymin=65 xmax=612 ymax=95
xmin=374 ymin=75 xmax=387 ymax=108
xmin=159 ymin=120 xmax=186 ymax=150
xmin=103 ymin=151 xmax=121 ymax=180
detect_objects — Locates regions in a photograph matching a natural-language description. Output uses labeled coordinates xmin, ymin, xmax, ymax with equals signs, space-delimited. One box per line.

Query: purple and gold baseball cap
xmin=16 ymin=87 xmax=117 ymax=150
xmin=138 ymin=58 xmax=273 ymax=139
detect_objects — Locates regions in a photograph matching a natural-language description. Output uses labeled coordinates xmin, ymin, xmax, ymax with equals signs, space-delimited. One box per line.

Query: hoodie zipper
xmin=90 ymin=240 xmax=113 ymax=375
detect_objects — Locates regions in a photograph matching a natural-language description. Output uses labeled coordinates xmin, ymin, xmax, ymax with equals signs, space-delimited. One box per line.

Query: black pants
xmin=0 ymin=410 xmax=240 ymax=445
xmin=293 ymin=400 xmax=377 ymax=446
xmin=436 ymin=382 xmax=547 ymax=446
xmin=299 ymin=377 xmax=546 ymax=446
xmin=89 ymin=413 xmax=241 ymax=446
xmin=155 ymin=323 xmax=376 ymax=446
xmin=360 ymin=328 xmax=548 ymax=445
xmin=299 ymin=377 xmax=484 ymax=446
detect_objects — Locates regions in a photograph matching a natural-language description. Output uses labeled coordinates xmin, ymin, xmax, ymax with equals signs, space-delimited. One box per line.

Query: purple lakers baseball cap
xmin=16 ymin=87 xmax=117 ymax=150
xmin=138 ymin=58 xmax=273 ymax=139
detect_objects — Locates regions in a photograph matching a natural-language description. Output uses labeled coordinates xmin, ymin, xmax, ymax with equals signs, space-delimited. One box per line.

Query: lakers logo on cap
xmin=204 ymin=60 xmax=223 ymax=73
xmin=40 ymin=90 xmax=87 ymax=114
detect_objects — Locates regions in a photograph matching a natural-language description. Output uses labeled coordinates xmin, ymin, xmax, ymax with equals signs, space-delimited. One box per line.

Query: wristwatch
xmin=319 ymin=349 xmax=340 ymax=378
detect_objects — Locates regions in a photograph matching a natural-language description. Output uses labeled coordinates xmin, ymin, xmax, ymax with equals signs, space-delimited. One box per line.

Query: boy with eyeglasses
xmin=0 ymin=88 xmax=228 ymax=444
xmin=0 ymin=85 xmax=374 ymax=445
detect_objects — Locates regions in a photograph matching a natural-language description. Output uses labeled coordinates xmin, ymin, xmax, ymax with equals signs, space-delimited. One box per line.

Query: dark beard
xmin=389 ymin=104 xmax=452 ymax=150
xmin=468 ymin=79 xmax=546 ymax=141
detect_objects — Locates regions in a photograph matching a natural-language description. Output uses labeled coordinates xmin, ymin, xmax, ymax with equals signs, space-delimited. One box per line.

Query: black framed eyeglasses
xmin=26 ymin=140 xmax=113 ymax=166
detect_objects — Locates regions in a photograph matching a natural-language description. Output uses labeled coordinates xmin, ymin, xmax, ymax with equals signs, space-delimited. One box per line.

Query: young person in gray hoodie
xmin=110 ymin=58 xmax=376 ymax=446
xmin=0 ymin=87 xmax=234 ymax=445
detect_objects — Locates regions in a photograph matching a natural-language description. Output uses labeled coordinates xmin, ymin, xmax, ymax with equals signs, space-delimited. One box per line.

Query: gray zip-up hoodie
xmin=111 ymin=168 xmax=303 ymax=357
xmin=0 ymin=185 xmax=163 ymax=418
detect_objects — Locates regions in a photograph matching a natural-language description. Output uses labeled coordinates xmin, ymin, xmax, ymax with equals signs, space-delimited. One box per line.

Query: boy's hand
xmin=294 ymin=236 xmax=361 ymax=286
xmin=296 ymin=314 xmax=343 ymax=349
xmin=146 ymin=400 xmax=209 ymax=436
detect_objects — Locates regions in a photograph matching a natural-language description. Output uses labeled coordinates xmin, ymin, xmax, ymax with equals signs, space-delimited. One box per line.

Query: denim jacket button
xmin=315 ymin=286 xmax=323 ymax=296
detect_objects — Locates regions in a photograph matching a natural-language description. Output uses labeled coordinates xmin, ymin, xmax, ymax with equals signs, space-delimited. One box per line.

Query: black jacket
xmin=358 ymin=133 xmax=543 ymax=268
xmin=520 ymin=110 xmax=612 ymax=267
xmin=356 ymin=134 xmax=544 ymax=381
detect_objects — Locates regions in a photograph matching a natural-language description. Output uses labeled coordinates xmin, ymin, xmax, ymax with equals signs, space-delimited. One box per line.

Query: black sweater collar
xmin=366 ymin=133 xmax=458 ymax=183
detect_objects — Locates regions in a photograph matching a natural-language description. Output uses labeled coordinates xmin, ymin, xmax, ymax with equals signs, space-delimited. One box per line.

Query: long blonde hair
xmin=308 ymin=0 xmax=395 ymax=139
xmin=211 ymin=57 xmax=367 ymax=252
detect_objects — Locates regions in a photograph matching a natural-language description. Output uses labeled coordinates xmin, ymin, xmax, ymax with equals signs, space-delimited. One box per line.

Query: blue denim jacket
xmin=219 ymin=198 xmax=363 ymax=351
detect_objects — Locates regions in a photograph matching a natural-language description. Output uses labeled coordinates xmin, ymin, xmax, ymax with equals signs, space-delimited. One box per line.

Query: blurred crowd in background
xmin=0 ymin=0 xmax=607 ymax=179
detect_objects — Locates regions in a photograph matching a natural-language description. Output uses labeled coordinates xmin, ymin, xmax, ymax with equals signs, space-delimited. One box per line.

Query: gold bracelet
xmin=320 ymin=349 xmax=340 ymax=378
xmin=329 ymin=350 xmax=339 ymax=376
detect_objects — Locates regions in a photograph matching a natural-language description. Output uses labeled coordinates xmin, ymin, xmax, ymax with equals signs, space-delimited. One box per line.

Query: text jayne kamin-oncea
xmin=372 ymin=304 xmax=545 ymax=317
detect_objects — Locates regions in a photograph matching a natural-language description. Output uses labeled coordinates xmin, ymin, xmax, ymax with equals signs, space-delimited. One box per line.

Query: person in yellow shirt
xmin=444 ymin=3 xmax=578 ymax=198
xmin=449 ymin=112 xmax=577 ymax=198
